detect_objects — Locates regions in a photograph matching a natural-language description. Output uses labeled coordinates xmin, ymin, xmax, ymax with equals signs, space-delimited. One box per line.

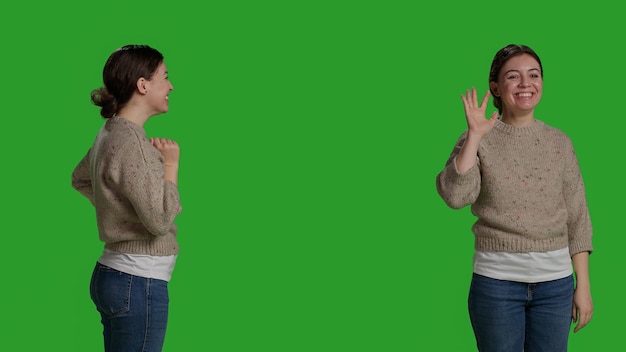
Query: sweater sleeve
xmin=435 ymin=132 xmax=482 ymax=209
xmin=71 ymin=149 xmax=95 ymax=205
xmin=115 ymin=140 xmax=182 ymax=237
xmin=562 ymin=140 xmax=593 ymax=256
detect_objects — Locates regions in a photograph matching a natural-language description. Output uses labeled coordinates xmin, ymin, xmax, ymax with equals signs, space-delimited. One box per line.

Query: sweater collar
xmin=494 ymin=118 xmax=544 ymax=135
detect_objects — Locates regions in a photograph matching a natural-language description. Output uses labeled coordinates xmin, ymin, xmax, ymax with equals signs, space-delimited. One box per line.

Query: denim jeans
xmin=468 ymin=273 xmax=573 ymax=352
xmin=90 ymin=262 xmax=170 ymax=352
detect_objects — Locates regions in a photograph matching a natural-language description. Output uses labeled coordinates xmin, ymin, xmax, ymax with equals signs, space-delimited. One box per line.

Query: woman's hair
xmin=91 ymin=45 xmax=164 ymax=118
xmin=488 ymin=44 xmax=543 ymax=114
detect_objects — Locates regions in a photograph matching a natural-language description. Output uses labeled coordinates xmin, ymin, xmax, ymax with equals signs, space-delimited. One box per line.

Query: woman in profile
xmin=72 ymin=44 xmax=181 ymax=352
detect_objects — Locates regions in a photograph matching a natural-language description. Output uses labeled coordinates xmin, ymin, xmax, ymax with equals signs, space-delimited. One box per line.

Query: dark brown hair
xmin=489 ymin=44 xmax=543 ymax=114
xmin=91 ymin=45 xmax=164 ymax=118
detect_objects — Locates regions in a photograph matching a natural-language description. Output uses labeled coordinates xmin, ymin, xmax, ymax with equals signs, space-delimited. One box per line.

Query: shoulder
xmin=101 ymin=118 xmax=160 ymax=165
xmin=538 ymin=120 xmax=574 ymax=147
xmin=105 ymin=118 xmax=146 ymax=144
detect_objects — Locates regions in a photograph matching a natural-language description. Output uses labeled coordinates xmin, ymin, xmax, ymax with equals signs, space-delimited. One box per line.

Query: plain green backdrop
xmin=1 ymin=0 xmax=620 ymax=351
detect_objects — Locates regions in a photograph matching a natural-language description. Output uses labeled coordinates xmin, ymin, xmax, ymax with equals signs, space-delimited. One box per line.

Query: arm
xmin=563 ymin=141 xmax=593 ymax=254
xmin=456 ymin=88 xmax=498 ymax=173
xmin=115 ymin=138 xmax=182 ymax=237
xmin=572 ymin=251 xmax=593 ymax=332
xmin=436 ymin=134 xmax=481 ymax=209
xmin=562 ymin=140 xmax=594 ymax=332
xmin=435 ymin=88 xmax=498 ymax=209
xmin=151 ymin=138 xmax=179 ymax=186
xmin=71 ymin=150 xmax=95 ymax=205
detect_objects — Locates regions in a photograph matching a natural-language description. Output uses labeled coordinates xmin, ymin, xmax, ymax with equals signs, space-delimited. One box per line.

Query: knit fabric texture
xmin=72 ymin=117 xmax=182 ymax=256
xmin=436 ymin=119 xmax=592 ymax=256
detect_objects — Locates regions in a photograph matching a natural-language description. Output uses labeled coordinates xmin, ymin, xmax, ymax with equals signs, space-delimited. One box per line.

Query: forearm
xmin=571 ymin=250 xmax=593 ymax=332
xmin=455 ymin=132 xmax=481 ymax=173
xmin=572 ymin=251 xmax=591 ymax=290
xmin=164 ymin=163 xmax=179 ymax=186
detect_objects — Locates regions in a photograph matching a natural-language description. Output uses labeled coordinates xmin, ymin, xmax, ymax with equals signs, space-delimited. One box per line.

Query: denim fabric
xmin=90 ymin=262 xmax=169 ymax=352
xmin=468 ymin=273 xmax=573 ymax=352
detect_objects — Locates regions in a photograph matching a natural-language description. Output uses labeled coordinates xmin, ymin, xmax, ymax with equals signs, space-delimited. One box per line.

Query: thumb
xmin=489 ymin=111 xmax=499 ymax=125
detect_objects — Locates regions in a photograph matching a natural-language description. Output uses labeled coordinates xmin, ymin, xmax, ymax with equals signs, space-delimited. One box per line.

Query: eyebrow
xmin=504 ymin=68 xmax=541 ymax=74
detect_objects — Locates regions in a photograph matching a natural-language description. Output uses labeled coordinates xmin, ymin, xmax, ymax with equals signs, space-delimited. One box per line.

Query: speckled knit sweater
xmin=436 ymin=118 xmax=592 ymax=256
xmin=72 ymin=117 xmax=182 ymax=256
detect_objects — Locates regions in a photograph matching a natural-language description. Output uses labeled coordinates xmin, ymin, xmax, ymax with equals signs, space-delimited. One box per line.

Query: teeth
xmin=517 ymin=93 xmax=532 ymax=97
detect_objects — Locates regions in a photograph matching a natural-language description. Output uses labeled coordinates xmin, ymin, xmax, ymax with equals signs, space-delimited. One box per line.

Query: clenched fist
xmin=150 ymin=138 xmax=180 ymax=165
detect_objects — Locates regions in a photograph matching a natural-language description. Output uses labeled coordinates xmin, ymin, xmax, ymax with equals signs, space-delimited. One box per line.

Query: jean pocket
xmin=90 ymin=264 xmax=132 ymax=316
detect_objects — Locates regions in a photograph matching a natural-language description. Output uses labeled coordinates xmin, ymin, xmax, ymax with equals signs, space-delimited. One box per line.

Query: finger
xmin=480 ymin=90 xmax=491 ymax=109
xmin=573 ymin=309 xmax=592 ymax=332
xmin=461 ymin=93 xmax=469 ymax=110
xmin=574 ymin=318 xmax=589 ymax=333
xmin=470 ymin=87 xmax=478 ymax=107
xmin=152 ymin=138 xmax=161 ymax=147
xmin=488 ymin=111 xmax=499 ymax=126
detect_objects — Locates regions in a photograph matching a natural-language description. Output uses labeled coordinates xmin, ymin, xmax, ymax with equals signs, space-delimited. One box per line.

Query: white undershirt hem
xmin=98 ymin=248 xmax=177 ymax=282
xmin=473 ymin=247 xmax=572 ymax=283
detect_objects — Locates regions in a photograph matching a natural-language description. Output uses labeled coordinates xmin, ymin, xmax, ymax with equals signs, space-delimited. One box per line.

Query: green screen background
xmin=2 ymin=1 xmax=620 ymax=351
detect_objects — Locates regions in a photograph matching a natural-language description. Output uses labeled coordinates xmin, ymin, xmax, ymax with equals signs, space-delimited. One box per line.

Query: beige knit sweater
xmin=436 ymin=119 xmax=592 ymax=256
xmin=72 ymin=117 xmax=182 ymax=256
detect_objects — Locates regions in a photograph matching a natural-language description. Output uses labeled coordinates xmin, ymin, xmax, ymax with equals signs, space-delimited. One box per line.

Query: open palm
xmin=461 ymin=87 xmax=498 ymax=138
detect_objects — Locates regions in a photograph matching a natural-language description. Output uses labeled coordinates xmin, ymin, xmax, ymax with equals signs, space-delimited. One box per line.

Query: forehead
xmin=502 ymin=54 xmax=540 ymax=72
xmin=154 ymin=61 xmax=167 ymax=74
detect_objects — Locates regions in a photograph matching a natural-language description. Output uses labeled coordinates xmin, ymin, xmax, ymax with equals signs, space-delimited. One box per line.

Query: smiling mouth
xmin=516 ymin=92 xmax=533 ymax=97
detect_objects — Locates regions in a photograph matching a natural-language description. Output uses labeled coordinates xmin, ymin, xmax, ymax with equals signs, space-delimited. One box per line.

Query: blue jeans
xmin=90 ymin=262 xmax=170 ymax=352
xmin=468 ymin=273 xmax=573 ymax=352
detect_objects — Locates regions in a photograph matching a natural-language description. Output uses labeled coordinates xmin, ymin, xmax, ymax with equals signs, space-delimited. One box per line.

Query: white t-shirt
xmin=98 ymin=248 xmax=177 ymax=282
xmin=473 ymin=247 xmax=572 ymax=283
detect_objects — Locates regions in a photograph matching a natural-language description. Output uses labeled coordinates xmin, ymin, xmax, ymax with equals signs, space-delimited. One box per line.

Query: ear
xmin=136 ymin=77 xmax=149 ymax=95
xmin=489 ymin=81 xmax=499 ymax=97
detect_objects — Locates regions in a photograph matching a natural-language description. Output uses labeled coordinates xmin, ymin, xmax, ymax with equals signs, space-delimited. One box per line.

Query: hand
xmin=461 ymin=87 xmax=499 ymax=138
xmin=150 ymin=138 xmax=180 ymax=165
xmin=572 ymin=287 xmax=593 ymax=333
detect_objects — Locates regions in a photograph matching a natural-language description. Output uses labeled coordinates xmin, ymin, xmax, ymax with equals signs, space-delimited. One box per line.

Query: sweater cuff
xmin=569 ymin=236 xmax=593 ymax=256
xmin=448 ymin=156 xmax=479 ymax=184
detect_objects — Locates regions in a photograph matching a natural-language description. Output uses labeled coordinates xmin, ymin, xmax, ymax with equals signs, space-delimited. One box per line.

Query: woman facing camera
xmin=436 ymin=44 xmax=593 ymax=351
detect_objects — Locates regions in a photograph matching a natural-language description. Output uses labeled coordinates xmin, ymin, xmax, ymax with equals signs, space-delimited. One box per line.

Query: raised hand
xmin=453 ymin=88 xmax=499 ymax=173
xmin=461 ymin=87 xmax=499 ymax=138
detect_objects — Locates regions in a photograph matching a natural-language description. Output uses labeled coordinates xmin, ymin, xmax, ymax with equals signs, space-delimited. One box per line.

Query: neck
xmin=116 ymin=104 xmax=150 ymax=127
xmin=500 ymin=111 xmax=535 ymax=127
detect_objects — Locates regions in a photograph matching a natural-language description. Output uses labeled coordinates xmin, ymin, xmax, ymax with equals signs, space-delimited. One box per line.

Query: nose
xmin=519 ymin=76 xmax=530 ymax=87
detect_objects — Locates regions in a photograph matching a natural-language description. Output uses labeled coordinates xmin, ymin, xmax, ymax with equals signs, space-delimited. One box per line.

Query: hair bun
xmin=90 ymin=87 xmax=118 ymax=118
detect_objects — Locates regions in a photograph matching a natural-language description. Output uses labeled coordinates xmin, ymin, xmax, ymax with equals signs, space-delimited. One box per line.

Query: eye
xmin=506 ymin=74 xmax=519 ymax=80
